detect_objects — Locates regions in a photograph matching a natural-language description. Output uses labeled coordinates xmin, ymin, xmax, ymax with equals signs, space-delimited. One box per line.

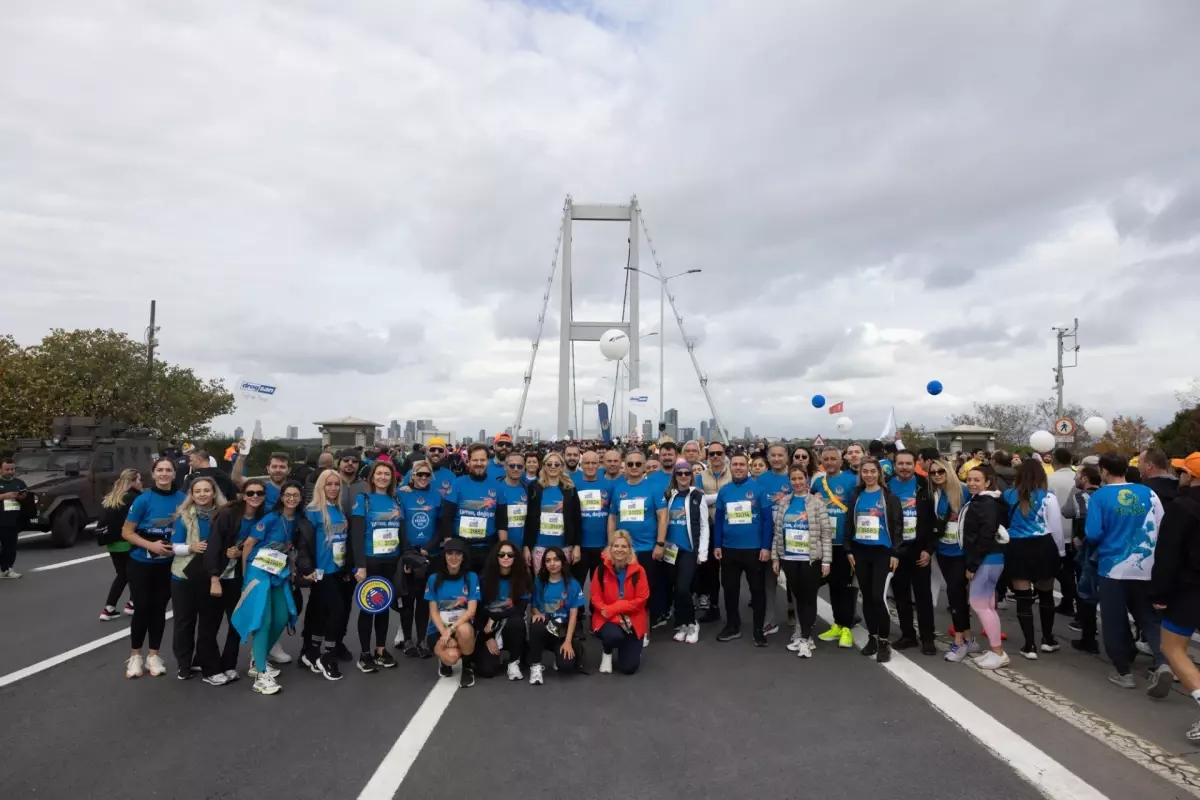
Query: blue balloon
xmin=927 ymin=380 xmax=943 ymax=396
xmin=811 ymin=394 xmax=826 ymax=409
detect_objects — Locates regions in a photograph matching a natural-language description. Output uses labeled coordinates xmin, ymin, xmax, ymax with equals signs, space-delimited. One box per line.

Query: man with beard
xmin=183 ymin=449 xmax=237 ymax=500
xmin=565 ymin=442 xmax=583 ymax=483
xmin=488 ymin=433 xmax=515 ymax=481
xmin=440 ymin=444 xmax=509 ymax=573
xmin=402 ymin=437 xmax=457 ymax=497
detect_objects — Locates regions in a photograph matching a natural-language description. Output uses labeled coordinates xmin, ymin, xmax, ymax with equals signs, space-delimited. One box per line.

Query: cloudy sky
xmin=3 ymin=0 xmax=1198 ymax=443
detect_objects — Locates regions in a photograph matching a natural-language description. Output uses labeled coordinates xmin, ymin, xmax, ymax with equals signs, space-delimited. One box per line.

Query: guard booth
xmin=933 ymin=425 xmax=998 ymax=458
xmin=314 ymin=417 xmax=381 ymax=451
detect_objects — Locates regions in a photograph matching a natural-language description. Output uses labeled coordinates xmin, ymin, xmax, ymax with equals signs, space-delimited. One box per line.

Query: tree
xmin=948 ymin=397 xmax=1101 ymax=452
xmin=1178 ymin=379 xmax=1200 ymax=409
xmin=896 ymin=422 xmax=936 ymax=452
xmin=0 ymin=328 xmax=234 ymax=443
xmin=1156 ymin=406 xmax=1200 ymax=457
xmin=1096 ymin=415 xmax=1155 ymax=455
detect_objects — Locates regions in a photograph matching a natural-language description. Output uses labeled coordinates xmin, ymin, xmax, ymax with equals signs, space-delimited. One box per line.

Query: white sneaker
xmin=0 ymin=568 xmax=21 ymax=579
xmin=506 ymin=661 xmax=523 ymax=681
xmin=599 ymin=652 xmax=613 ymax=674
xmin=145 ymin=653 xmax=166 ymax=677
xmin=252 ymin=674 xmax=281 ymax=695
xmin=125 ymin=653 xmax=144 ymax=679
xmin=643 ymin=634 xmax=650 ymax=648
xmin=796 ymin=639 xmax=813 ymax=659
xmin=787 ymin=637 xmax=803 ymax=652
xmin=673 ymin=626 xmax=687 ymax=642
xmin=974 ymin=651 xmax=1011 ymax=670
xmin=123 ymin=602 xmax=135 ymax=615
xmin=268 ymin=642 xmax=291 ymax=664
xmin=203 ymin=672 xmax=231 ymax=687
xmin=1135 ymin=640 xmax=1153 ymax=657
xmin=685 ymin=623 xmax=699 ymax=644
xmin=247 ymin=664 xmax=281 ymax=679
xmin=393 ymin=628 xmax=405 ymax=648
xmin=224 ymin=669 xmax=240 ymax=682
xmin=945 ymin=642 xmax=971 ymax=663
xmin=529 ymin=664 xmax=545 ymax=685
xmin=966 ymin=639 xmax=983 ymax=655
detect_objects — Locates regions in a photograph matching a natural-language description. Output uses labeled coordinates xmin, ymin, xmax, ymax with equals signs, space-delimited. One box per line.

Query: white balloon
xmin=1083 ymin=416 xmax=1109 ymax=438
xmin=1030 ymin=430 xmax=1056 ymax=452
xmin=598 ymin=329 xmax=630 ymax=361
xmin=835 ymin=416 xmax=853 ymax=433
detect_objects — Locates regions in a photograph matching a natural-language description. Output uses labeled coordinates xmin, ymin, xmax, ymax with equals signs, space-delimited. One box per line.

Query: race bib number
xmin=940 ymin=520 xmax=960 ymax=546
xmin=540 ymin=512 xmax=564 ymax=537
xmin=662 ymin=541 xmax=679 ymax=565
xmin=726 ymin=501 xmax=753 ymax=525
xmin=332 ymin=541 xmax=346 ymax=567
xmin=459 ymin=515 xmax=487 ymax=539
xmin=372 ymin=525 xmax=400 ymax=555
xmin=784 ymin=528 xmax=810 ymax=559
xmin=3 ymin=499 xmax=19 ymax=512
xmin=252 ymin=548 xmax=287 ymax=576
xmin=440 ymin=608 xmax=464 ymax=626
xmin=856 ymin=516 xmax=881 ymax=543
xmin=619 ymin=498 xmax=645 ymax=523
xmin=579 ymin=490 xmax=603 ymax=512
xmin=508 ymin=504 xmax=527 ymax=527
xmin=902 ymin=515 xmax=918 ymax=542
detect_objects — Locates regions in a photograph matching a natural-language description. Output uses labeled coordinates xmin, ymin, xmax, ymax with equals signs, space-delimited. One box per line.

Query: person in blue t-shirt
xmin=1000 ymin=459 xmax=1064 ymax=659
xmin=395 ymin=460 xmax=443 ymax=658
xmin=713 ymin=453 xmax=772 ymax=646
xmin=607 ymin=450 xmax=668 ymax=630
xmin=811 ymin=447 xmax=860 ymax=647
xmin=575 ymin=449 xmax=614 ymax=588
xmin=294 ymin=469 xmax=349 ymax=682
xmin=497 ymin=453 xmax=530 ymax=551
xmin=475 ymin=541 xmax=532 ymax=680
xmin=524 ymin=451 xmax=582 ymax=574
xmin=846 ymin=458 xmax=903 ymax=663
xmin=439 ymin=444 xmax=509 ymax=574
xmin=349 ymin=461 xmax=404 ymax=674
xmin=757 ymin=444 xmax=793 ymax=636
xmin=928 ymin=460 xmax=975 ymax=662
xmin=121 ymin=457 xmax=186 ymax=679
xmin=528 ymin=546 xmax=585 ymax=683
xmin=425 ymin=538 xmax=480 ymax=688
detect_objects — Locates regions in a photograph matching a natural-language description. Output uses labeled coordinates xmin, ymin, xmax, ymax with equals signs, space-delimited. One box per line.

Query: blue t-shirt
xmin=888 ymin=476 xmax=920 ymax=544
xmin=424 ymin=571 xmax=481 ymax=635
xmin=609 ymin=478 xmax=664 ymax=552
xmin=169 ymin=515 xmax=212 ymax=580
xmin=666 ymin=493 xmax=692 ymax=551
xmin=247 ymin=511 xmax=295 ymax=585
xmin=646 ymin=470 xmax=672 ymax=497
xmin=714 ymin=478 xmax=768 ymax=550
xmin=811 ymin=471 xmax=857 ymax=546
xmin=352 ymin=491 xmax=403 ymax=558
xmin=486 ymin=460 xmax=508 ymax=482
xmin=535 ymin=484 xmax=567 ymax=549
xmin=780 ymin=495 xmax=813 ymax=562
xmin=1086 ymin=483 xmax=1159 ymax=580
xmin=263 ymin=481 xmax=282 ymax=509
xmin=1002 ymin=489 xmax=1050 ymax=539
xmin=484 ymin=577 xmax=530 ymax=616
xmin=576 ymin=476 xmax=614 ymax=549
xmin=852 ymin=489 xmax=889 ymax=548
xmin=398 ymin=488 xmax=442 ymax=553
xmin=126 ymin=489 xmax=186 ymax=563
xmin=533 ymin=576 xmax=585 ymax=624
xmin=305 ymin=506 xmax=348 ymax=574
xmin=756 ymin=471 xmax=792 ymax=531
xmin=447 ymin=476 xmax=503 ymax=548
xmin=934 ymin=486 xmax=972 ymax=557
xmin=497 ymin=481 xmax=529 ymax=549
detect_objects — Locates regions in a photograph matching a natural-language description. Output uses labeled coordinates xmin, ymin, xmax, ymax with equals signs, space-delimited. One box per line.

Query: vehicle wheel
xmin=51 ymin=504 xmax=84 ymax=548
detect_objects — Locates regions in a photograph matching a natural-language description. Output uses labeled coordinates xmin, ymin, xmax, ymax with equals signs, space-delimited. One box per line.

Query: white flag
xmin=880 ymin=407 xmax=897 ymax=440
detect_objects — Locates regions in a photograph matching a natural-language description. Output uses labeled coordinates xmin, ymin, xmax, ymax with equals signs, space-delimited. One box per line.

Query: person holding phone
xmin=0 ymin=455 xmax=29 ymax=579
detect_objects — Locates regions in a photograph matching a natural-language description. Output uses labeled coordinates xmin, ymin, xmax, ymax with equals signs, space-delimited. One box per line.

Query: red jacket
xmin=590 ymin=555 xmax=650 ymax=638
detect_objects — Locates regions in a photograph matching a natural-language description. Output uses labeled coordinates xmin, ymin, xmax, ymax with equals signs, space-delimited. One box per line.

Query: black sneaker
xmin=300 ymin=648 xmax=321 ymax=673
xmin=416 ymin=642 xmax=434 ymax=659
xmin=357 ymin=653 xmax=378 ymax=674
xmin=438 ymin=662 xmax=454 ymax=678
xmin=1068 ymin=620 xmax=1083 ymax=633
xmin=317 ymin=653 xmax=343 ymax=681
xmin=459 ymin=665 xmax=475 ymax=688
xmin=716 ymin=626 xmax=742 ymax=642
xmin=1070 ymin=638 xmax=1099 ymax=654
xmin=375 ymin=650 xmax=398 ymax=669
xmin=652 ymin=613 xmax=672 ymax=629
xmin=402 ymin=642 xmax=420 ymax=659
xmin=698 ymin=608 xmax=722 ymax=624
xmin=333 ymin=642 xmax=354 ymax=662
xmin=892 ymin=636 xmax=919 ymax=651
xmin=861 ymin=638 xmax=879 ymax=657
xmin=752 ymin=630 xmax=768 ymax=647
xmin=920 ymin=640 xmax=937 ymax=656
xmin=876 ymin=640 xmax=892 ymax=663
xmin=176 ymin=668 xmax=192 ymax=680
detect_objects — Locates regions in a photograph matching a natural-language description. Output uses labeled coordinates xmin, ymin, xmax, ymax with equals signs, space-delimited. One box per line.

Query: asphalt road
xmin=1 ymin=536 xmax=1196 ymax=800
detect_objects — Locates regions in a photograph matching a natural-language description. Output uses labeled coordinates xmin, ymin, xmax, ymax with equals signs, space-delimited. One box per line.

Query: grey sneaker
xmin=1147 ymin=664 xmax=1174 ymax=699
xmin=1109 ymin=671 xmax=1136 ymax=689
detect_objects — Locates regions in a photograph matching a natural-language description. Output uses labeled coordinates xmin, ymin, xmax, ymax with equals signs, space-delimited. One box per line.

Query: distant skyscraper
xmin=417 ymin=419 xmax=434 ymax=432
xmin=679 ymin=427 xmax=696 ymax=443
xmin=463 ymin=436 xmax=474 ymax=445
xmin=233 ymin=426 xmax=244 ymax=440
xmin=478 ymin=428 xmax=486 ymax=443
xmin=743 ymin=426 xmax=753 ymax=441
xmin=642 ymin=420 xmax=653 ymax=440
xmin=388 ymin=420 xmax=401 ymax=440
xmin=252 ymin=420 xmax=263 ymax=441
xmin=286 ymin=425 xmax=298 ymax=439
xmin=404 ymin=420 xmax=416 ymax=445
xmin=699 ymin=420 xmax=708 ymax=441
xmin=664 ymin=408 xmax=679 ymax=442
xmin=505 ymin=426 xmax=514 ymax=436
xmin=567 ymin=429 xmax=575 ymax=440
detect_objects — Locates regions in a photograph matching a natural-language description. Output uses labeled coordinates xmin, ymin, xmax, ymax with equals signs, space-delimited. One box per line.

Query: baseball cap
xmin=427 ymin=437 xmax=447 ymax=449
xmin=673 ymin=458 xmax=691 ymax=473
xmin=494 ymin=433 xmax=513 ymax=444
xmin=335 ymin=448 xmax=358 ymax=460
xmin=443 ymin=538 xmax=468 ymax=554
xmin=1171 ymin=453 xmax=1200 ymax=479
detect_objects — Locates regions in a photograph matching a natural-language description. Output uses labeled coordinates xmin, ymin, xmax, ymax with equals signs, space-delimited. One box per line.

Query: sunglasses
xmin=428 ymin=448 xmax=445 ymax=454
xmin=676 ymin=470 xmax=692 ymax=477
xmin=626 ymin=461 xmax=645 ymax=467
xmin=340 ymin=458 xmax=359 ymax=464
xmin=498 ymin=551 xmax=516 ymax=559
xmin=930 ymin=469 xmax=947 ymax=476
xmin=507 ymin=463 xmax=523 ymax=469
xmin=243 ymin=490 xmax=265 ymax=497
xmin=414 ymin=472 xmax=432 ymax=478
xmin=708 ymin=450 xmax=725 ymax=457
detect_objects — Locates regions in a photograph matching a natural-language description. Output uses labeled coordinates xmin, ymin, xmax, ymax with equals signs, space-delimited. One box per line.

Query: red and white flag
xmin=828 ymin=401 xmax=844 ymax=415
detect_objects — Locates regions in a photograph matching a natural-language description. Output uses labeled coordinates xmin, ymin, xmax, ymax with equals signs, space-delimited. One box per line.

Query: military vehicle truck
xmin=12 ymin=417 xmax=166 ymax=547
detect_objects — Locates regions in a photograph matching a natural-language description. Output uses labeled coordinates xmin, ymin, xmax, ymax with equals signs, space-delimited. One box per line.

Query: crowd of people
xmin=7 ymin=429 xmax=1199 ymax=740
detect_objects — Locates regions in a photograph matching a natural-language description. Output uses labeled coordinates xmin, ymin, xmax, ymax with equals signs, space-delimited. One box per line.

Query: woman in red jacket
xmin=590 ymin=530 xmax=649 ymax=675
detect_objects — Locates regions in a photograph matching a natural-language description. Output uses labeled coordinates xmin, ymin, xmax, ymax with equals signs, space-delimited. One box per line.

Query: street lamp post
xmin=625 ymin=267 xmax=701 ymax=432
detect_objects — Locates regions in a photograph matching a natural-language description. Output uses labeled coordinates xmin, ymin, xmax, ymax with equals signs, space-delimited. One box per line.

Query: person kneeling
xmin=425 ymin=538 xmax=480 ymax=688
xmin=475 ymin=542 xmax=532 ymax=680
xmin=527 ymin=546 xmax=586 ymax=684
xmin=591 ymin=530 xmax=649 ymax=675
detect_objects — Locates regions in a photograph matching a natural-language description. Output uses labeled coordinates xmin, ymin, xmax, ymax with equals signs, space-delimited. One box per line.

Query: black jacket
xmin=846 ymin=489 xmax=905 ymax=556
xmin=205 ymin=505 xmax=264 ymax=581
xmin=522 ymin=481 xmax=583 ymax=549
xmin=97 ymin=489 xmax=140 ymax=546
xmin=890 ymin=476 xmax=937 ymax=557
xmin=1145 ymin=475 xmax=1180 ymax=505
xmin=1149 ymin=486 xmax=1200 ymax=626
xmin=185 ymin=467 xmax=238 ymax=504
xmin=960 ymin=491 xmax=1007 ymax=573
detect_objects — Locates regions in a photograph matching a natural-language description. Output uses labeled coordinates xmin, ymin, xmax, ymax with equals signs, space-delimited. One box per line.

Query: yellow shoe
xmin=838 ymin=627 xmax=855 ymax=649
xmin=818 ymin=624 xmax=843 ymax=642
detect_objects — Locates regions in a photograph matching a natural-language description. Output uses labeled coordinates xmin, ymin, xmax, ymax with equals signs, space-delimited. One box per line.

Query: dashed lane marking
xmin=31 ymin=553 xmax=110 ymax=571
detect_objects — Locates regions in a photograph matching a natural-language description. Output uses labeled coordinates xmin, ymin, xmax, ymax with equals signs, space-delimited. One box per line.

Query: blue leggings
xmin=251 ymin=584 xmax=290 ymax=672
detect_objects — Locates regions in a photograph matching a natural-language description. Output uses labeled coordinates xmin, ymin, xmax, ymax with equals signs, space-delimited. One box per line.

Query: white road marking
xmin=0 ymin=611 xmax=174 ymax=689
xmin=357 ymin=677 xmax=459 ymax=800
xmin=31 ymin=553 xmax=109 ymax=571
xmin=816 ymin=597 xmax=1105 ymax=800
xmin=17 ymin=532 xmax=50 ymax=541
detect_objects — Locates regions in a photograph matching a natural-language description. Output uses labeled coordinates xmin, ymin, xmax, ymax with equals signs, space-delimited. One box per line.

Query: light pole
xmin=625 ymin=267 xmax=702 ymax=430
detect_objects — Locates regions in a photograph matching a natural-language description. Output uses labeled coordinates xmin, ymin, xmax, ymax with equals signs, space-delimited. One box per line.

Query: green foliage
xmin=1156 ymin=406 xmax=1200 ymax=457
xmin=896 ymin=423 xmax=936 ymax=452
xmin=0 ymin=328 xmax=234 ymax=442
xmin=948 ymin=397 xmax=1101 ymax=452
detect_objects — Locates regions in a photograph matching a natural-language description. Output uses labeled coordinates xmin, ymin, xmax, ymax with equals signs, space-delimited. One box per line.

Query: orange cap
xmin=1171 ymin=453 xmax=1200 ymax=479
xmin=494 ymin=433 xmax=513 ymax=444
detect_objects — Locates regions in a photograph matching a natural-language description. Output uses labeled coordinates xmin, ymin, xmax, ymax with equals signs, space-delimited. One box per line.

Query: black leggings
xmin=105 ymin=550 xmax=131 ymax=608
xmin=216 ymin=579 xmax=241 ymax=672
xmin=171 ymin=577 xmax=219 ymax=674
xmin=937 ymin=553 xmax=970 ymax=634
xmin=780 ymin=560 xmax=821 ymax=638
xmin=528 ymin=619 xmax=578 ymax=672
xmin=306 ymin=573 xmax=348 ymax=652
xmin=852 ymin=546 xmax=893 ymax=639
xmin=474 ymin=616 xmax=528 ymax=677
xmin=825 ymin=545 xmax=857 ymax=628
xmin=127 ymin=560 xmax=172 ymax=650
xmin=357 ymin=558 xmax=399 ymax=652
xmin=399 ymin=573 xmax=431 ymax=645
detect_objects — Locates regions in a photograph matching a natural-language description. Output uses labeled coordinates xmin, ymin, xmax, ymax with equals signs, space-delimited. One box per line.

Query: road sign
xmin=1055 ymin=434 xmax=1075 ymax=444
xmin=1054 ymin=417 xmax=1076 ymax=437
xmin=812 ymin=435 xmax=826 ymax=448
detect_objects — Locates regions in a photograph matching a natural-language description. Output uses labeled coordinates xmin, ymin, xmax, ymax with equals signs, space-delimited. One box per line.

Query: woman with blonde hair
xmin=169 ymin=476 xmax=227 ymax=684
xmin=523 ymin=451 xmax=582 ymax=575
xmin=97 ymin=469 xmax=142 ymax=621
xmin=929 ymin=460 xmax=976 ymax=662
xmin=294 ymin=468 xmax=349 ymax=681
xmin=590 ymin=529 xmax=650 ymax=675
